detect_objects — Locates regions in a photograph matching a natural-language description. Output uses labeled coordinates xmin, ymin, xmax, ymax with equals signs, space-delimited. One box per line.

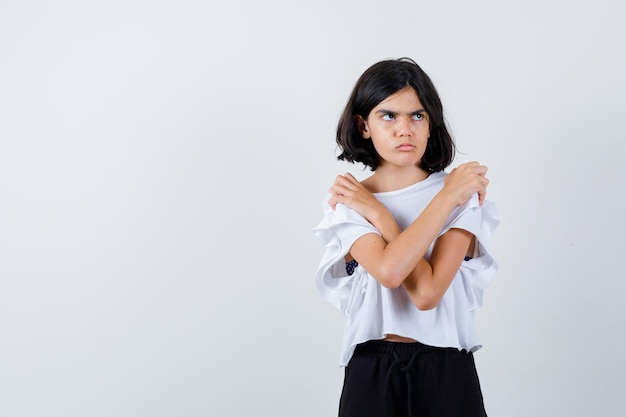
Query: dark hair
xmin=336 ymin=57 xmax=455 ymax=171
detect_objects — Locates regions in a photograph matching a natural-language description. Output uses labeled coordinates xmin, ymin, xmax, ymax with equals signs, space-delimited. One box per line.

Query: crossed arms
xmin=327 ymin=162 xmax=488 ymax=310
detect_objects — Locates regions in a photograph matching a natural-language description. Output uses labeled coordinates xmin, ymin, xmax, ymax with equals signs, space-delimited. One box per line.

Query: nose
xmin=396 ymin=117 xmax=412 ymax=136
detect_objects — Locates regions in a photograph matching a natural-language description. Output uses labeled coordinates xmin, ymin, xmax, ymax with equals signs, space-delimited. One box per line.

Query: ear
xmin=356 ymin=115 xmax=371 ymax=139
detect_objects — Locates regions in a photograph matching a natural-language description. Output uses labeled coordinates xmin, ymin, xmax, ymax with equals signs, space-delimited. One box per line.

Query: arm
xmin=328 ymin=163 xmax=486 ymax=307
xmin=351 ymin=206 xmax=473 ymax=309
xmin=402 ymin=228 xmax=473 ymax=310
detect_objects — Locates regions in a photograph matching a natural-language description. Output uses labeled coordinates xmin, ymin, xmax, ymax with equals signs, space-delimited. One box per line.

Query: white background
xmin=1 ymin=0 xmax=625 ymax=416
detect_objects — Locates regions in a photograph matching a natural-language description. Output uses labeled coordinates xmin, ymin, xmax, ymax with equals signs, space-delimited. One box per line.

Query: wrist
xmin=433 ymin=189 xmax=461 ymax=211
xmin=365 ymin=201 xmax=387 ymax=224
xmin=369 ymin=205 xmax=401 ymax=241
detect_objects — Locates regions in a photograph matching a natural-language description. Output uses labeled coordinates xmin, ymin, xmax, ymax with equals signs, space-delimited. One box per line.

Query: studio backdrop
xmin=1 ymin=1 xmax=624 ymax=416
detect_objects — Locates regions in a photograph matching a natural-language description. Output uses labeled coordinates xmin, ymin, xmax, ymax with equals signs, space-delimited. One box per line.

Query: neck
xmin=362 ymin=164 xmax=430 ymax=193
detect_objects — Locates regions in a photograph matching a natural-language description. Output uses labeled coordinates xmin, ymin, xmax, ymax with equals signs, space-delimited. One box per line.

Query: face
xmin=360 ymin=87 xmax=430 ymax=171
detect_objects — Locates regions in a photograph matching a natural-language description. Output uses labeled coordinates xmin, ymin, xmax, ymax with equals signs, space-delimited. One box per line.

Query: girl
xmin=313 ymin=58 xmax=500 ymax=417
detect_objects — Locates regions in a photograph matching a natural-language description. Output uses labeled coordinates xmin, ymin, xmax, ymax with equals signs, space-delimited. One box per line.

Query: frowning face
xmin=359 ymin=87 xmax=431 ymax=172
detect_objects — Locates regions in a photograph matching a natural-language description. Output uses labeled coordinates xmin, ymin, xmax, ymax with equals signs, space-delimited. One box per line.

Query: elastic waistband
xmin=354 ymin=339 xmax=464 ymax=361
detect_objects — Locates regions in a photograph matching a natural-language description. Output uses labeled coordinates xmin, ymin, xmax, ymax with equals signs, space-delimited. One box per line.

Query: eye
xmin=381 ymin=113 xmax=395 ymax=121
xmin=412 ymin=113 xmax=425 ymax=121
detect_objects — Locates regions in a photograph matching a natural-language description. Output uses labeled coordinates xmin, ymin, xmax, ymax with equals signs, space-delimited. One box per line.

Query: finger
xmin=329 ymin=192 xmax=351 ymax=209
xmin=332 ymin=174 xmax=345 ymax=188
xmin=329 ymin=183 xmax=352 ymax=197
xmin=478 ymin=177 xmax=489 ymax=205
xmin=460 ymin=161 xmax=480 ymax=169
xmin=472 ymin=165 xmax=488 ymax=176
xmin=340 ymin=173 xmax=362 ymax=189
xmin=457 ymin=161 xmax=486 ymax=174
xmin=334 ymin=174 xmax=358 ymax=191
xmin=344 ymin=172 xmax=361 ymax=186
xmin=328 ymin=196 xmax=337 ymax=210
xmin=328 ymin=194 xmax=346 ymax=210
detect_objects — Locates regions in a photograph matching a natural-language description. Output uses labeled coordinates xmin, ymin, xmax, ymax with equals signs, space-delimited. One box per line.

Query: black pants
xmin=339 ymin=340 xmax=487 ymax=417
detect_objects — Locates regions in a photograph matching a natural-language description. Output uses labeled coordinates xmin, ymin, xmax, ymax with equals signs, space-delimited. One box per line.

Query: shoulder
xmin=418 ymin=171 xmax=446 ymax=194
xmin=313 ymin=194 xmax=380 ymax=254
xmin=429 ymin=170 xmax=447 ymax=184
xmin=444 ymin=195 xmax=500 ymax=240
xmin=315 ymin=191 xmax=377 ymax=228
xmin=359 ymin=176 xmax=378 ymax=193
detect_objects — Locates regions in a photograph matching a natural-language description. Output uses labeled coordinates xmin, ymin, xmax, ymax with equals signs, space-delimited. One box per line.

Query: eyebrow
xmin=375 ymin=109 xmax=427 ymax=116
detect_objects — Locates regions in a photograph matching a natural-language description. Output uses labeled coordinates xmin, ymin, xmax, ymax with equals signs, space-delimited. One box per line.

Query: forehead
xmin=374 ymin=86 xmax=423 ymax=110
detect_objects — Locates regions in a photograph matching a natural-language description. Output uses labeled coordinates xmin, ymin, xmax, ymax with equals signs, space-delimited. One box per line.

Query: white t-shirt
xmin=313 ymin=171 xmax=500 ymax=367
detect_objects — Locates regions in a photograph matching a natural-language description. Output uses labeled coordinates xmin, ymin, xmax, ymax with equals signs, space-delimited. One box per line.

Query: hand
xmin=328 ymin=173 xmax=386 ymax=222
xmin=443 ymin=161 xmax=489 ymax=206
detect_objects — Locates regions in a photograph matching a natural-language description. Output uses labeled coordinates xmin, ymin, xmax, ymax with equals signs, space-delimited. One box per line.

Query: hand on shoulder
xmin=327 ymin=173 xmax=386 ymax=223
xmin=443 ymin=161 xmax=489 ymax=206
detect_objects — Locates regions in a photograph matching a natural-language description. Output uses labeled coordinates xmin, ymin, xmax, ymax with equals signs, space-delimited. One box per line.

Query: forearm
xmin=381 ymin=192 xmax=457 ymax=280
xmin=369 ymin=209 xmax=401 ymax=242
xmin=402 ymin=228 xmax=472 ymax=310
xmin=335 ymin=163 xmax=486 ymax=289
xmin=401 ymin=260 xmax=437 ymax=310
xmin=357 ymin=189 xmax=459 ymax=287
xmin=402 ymin=258 xmax=431 ymax=299
xmin=371 ymin=187 xmax=458 ymax=244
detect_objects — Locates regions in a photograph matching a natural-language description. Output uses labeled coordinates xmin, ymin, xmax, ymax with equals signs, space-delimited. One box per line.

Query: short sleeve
xmin=312 ymin=194 xmax=380 ymax=311
xmin=440 ymin=195 xmax=501 ymax=310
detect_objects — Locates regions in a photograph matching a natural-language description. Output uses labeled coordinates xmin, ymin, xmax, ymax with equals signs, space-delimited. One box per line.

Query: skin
xmin=328 ymin=87 xmax=489 ymax=330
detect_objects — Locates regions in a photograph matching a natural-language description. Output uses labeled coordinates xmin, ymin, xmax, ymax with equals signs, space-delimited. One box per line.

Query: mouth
xmin=396 ymin=143 xmax=415 ymax=151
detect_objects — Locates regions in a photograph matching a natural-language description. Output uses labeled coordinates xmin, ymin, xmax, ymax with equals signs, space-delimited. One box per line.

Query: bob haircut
xmin=336 ymin=57 xmax=455 ymax=172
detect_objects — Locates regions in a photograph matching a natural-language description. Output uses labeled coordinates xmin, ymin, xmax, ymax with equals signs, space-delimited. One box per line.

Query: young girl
xmin=313 ymin=58 xmax=500 ymax=417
